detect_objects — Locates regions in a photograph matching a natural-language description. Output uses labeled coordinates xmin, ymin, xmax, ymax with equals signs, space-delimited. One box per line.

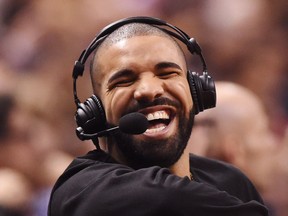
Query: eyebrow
xmin=107 ymin=69 xmax=134 ymax=84
xmin=154 ymin=62 xmax=183 ymax=71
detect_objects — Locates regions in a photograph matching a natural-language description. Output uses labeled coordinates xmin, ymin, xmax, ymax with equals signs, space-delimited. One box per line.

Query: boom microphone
xmin=76 ymin=112 xmax=149 ymax=140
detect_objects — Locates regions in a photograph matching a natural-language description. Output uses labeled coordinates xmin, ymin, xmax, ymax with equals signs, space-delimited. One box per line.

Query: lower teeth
xmin=145 ymin=126 xmax=166 ymax=133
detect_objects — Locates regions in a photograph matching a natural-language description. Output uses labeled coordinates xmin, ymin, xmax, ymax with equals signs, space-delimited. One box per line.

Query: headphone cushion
xmin=90 ymin=94 xmax=106 ymax=126
xmin=187 ymin=71 xmax=202 ymax=114
xmin=75 ymin=95 xmax=106 ymax=134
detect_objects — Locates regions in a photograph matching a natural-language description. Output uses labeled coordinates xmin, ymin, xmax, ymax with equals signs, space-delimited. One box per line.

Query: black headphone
xmin=72 ymin=16 xmax=216 ymax=140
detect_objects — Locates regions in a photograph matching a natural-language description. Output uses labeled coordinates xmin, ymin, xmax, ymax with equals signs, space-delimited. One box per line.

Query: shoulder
xmin=190 ymin=153 xmax=264 ymax=203
xmin=190 ymin=153 xmax=245 ymax=178
xmin=49 ymin=150 xmax=189 ymax=215
xmin=50 ymin=149 xmax=178 ymax=196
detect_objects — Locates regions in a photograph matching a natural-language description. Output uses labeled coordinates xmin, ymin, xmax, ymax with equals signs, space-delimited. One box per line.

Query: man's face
xmin=93 ymin=35 xmax=194 ymax=167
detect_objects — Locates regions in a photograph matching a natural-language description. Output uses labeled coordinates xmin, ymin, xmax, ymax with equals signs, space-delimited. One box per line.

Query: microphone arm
xmin=76 ymin=112 xmax=149 ymax=141
xmin=76 ymin=126 xmax=119 ymax=141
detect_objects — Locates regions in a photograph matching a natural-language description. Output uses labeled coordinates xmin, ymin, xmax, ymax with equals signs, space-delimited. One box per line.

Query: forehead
xmin=94 ymin=35 xmax=186 ymax=70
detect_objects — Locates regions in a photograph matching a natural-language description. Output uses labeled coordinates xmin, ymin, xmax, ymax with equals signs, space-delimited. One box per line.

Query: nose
xmin=134 ymin=73 xmax=164 ymax=103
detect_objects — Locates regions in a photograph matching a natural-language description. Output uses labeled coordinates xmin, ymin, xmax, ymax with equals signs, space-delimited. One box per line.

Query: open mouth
xmin=144 ymin=110 xmax=172 ymax=134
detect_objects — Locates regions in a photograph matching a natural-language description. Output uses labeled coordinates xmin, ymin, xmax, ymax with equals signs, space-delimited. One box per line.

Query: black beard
xmin=109 ymin=107 xmax=194 ymax=169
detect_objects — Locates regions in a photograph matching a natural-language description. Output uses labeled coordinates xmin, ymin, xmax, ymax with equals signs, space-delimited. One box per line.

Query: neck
xmin=169 ymin=148 xmax=191 ymax=179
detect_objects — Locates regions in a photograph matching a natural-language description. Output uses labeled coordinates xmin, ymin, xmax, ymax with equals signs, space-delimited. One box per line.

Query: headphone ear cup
xmin=187 ymin=71 xmax=202 ymax=114
xmin=187 ymin=70 xmax=216 ymax=114
xmin=75 ymin=94 xmax=106 ymax=134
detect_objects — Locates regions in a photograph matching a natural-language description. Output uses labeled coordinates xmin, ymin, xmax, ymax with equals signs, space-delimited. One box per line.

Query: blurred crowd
xmin=0 ymin=0 xmax=287 ymax=215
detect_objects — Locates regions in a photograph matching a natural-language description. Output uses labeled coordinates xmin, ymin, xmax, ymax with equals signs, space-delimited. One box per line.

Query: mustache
xmin=124 ymin=97 xmax=181 ymax=115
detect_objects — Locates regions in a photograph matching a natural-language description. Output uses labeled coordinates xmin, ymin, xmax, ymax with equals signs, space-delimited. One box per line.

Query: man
xmin=188 ymin=81 xmax=283 ymax=216
xmin=48 ymin=17 xmax=268 ymax=216
xmin=188 ymin=81 xmax=277 ymax=193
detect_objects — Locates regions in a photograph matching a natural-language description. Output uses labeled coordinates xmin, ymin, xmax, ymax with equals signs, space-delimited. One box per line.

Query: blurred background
xmin=0 ymin=0 xmax=287 ymax=215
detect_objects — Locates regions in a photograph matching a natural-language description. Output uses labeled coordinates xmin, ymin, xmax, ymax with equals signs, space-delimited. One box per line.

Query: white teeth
xmin=146 ymin=111 xmax=169 ymax=121
xmin=145 ymin=126 xmax=166 ymax=134
xmin=144 ymin=110 xmax=170 ymax=134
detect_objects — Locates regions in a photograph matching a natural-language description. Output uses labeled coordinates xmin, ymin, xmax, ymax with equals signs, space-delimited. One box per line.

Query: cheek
xmin=102 ymin=90 xmax=132 ymax=124
xmin=167 ymin=80 xmax=193 ymax=113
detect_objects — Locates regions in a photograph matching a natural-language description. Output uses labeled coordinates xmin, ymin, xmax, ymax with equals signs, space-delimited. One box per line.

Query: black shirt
xmin=48 ymin=150 xmax=268 ymax=216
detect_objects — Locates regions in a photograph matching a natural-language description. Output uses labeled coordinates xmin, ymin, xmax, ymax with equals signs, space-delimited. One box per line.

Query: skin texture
xmin=91 ymin=35 xmax=194 ymax=178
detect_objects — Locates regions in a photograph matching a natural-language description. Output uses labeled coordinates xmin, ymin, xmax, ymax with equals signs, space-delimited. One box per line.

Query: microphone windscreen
xmin=119 ymin=112 xmax=148 ymax=134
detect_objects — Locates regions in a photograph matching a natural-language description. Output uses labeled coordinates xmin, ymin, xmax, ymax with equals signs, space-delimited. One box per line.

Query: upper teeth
xmin=146 ymin=111 xmax=169 ymax=121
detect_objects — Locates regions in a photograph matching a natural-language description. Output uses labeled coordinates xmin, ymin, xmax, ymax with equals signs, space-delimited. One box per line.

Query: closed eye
xmin=113 ymin=78 xmax=134 ymax=87
xmin=155 ymin=62 xmax=183 ymax=79
xmin=107 ymin=69 xmax=136 ymax=90
xmin=157 ymin=71 xmax=180 ymax=79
